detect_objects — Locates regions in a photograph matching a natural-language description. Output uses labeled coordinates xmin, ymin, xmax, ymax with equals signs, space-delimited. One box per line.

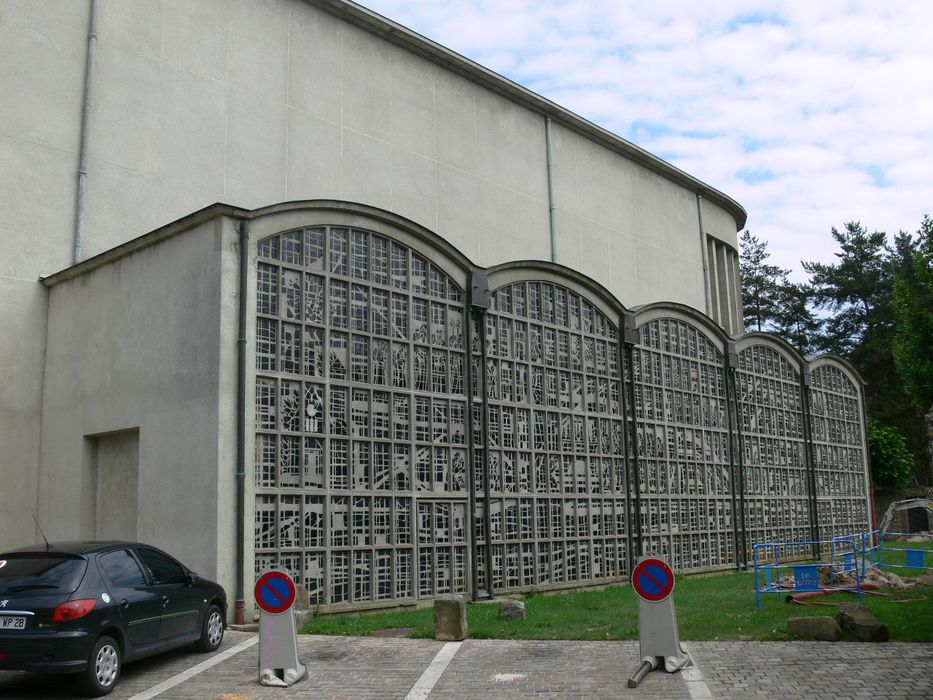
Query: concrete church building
xmin=1 ymin=0 xmax=870 ymax=619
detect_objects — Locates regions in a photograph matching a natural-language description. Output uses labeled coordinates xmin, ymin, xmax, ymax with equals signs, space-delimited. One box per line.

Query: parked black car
xmin=0 ymin=541 xmax=227 ymax=696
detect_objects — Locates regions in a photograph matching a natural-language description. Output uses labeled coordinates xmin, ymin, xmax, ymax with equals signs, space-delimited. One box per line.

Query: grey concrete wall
xmin=549 ymin=123 xmax=715 ymax=309
xmin=63 ymin=0 xmax=739 ymax=295
xmin=0 ymin=0 xmax=88 ymax=551
xmin=0 ymin=0 xmax=742 ymax=555
xmin=38 ymin=218 xmax=236 ymax=589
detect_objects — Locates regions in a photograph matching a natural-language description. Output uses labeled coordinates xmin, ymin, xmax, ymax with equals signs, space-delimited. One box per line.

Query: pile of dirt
xmin=840 ymin=567 xmax=913 ymax=589
xmin=779 ymin=566 xmax=931 ymax=590
xmin=898 ymin=533 xmax=931 ymax=543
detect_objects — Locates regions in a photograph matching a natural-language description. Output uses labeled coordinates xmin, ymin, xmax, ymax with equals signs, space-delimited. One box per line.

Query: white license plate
xmin=0 ymin=616 xmax=26 ymax=630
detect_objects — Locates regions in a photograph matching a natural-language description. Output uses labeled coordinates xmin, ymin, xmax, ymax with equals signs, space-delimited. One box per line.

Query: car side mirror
xmin=187 ymin=571 xmax=199 ymax=585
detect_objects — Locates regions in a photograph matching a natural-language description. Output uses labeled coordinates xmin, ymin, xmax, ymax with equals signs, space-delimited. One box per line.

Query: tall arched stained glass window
xmin=476 ymin=281 xmax=628 ymax=592
xmin=809 ymin=362 xmax=870 ymax=541
xmin=736 ymin=343 xmax=810 ymax=557
xmin=631 ymin=316 xmax=734 ymax=570
xmin=253 ymin=227 xmax=468 ymax=607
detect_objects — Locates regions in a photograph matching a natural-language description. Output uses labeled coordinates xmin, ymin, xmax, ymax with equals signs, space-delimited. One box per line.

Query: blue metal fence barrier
xmin=753 ymin=538 xmax=862 ymax=609
xmin=834 ymin=530 xmax=933 ymax=576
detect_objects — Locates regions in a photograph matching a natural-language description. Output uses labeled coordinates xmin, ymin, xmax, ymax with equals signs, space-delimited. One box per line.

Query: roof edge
xmin=307 ymin=0 xmax=747 ymax=230
xmin=41 ymin=203 xmax=249 ymax=287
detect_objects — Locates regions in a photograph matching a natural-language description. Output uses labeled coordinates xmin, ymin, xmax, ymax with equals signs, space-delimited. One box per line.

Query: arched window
xmin=253 ymin=226 xmax=468 ymax=606
xmin=736 ymin=341 xmax=809 ymax=558
xmin=477 ymin=281 xmax=628 ymax=591
xmin=631 ymin=314 xmax=734 ymax=570
xmin=809 ymin=362 xmax=870 ymax=541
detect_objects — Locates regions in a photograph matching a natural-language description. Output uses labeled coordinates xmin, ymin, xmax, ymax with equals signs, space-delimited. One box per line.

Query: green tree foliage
xmin=802 ymin=222 xmax=892 ymax=356
xmin=739 ymin=231 xmax=819 ymax=353
xmin=739 ymin=230 xmax=789 ymax=332
xmin=891 ymin=216 xmax=933 ymax=481
xmin=867 ymin=421 xmax=914 ymax=489
xmin=801 ymin=222 xmax=923 ymax=466
xmin=892 ymin=216 xmax=933 ymax=415
xmin=773 ymin=281 xmax=821 ymax=356
xmin=739 ymin=217 xmax=932 ymax=483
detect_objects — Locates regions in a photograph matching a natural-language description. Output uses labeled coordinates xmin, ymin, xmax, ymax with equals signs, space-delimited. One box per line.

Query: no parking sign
xmin=255 ymin=571 xmax=297 ymax=615
xmin=627 ymin=556 xmax=690 ymax=688
xmin=255 ymin=570 xmax=307 ymax=688
xmin=631 ymin=558 xmax=676 ymax=602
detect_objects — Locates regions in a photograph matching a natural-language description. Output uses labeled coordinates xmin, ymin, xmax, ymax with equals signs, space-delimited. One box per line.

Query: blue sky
xmin=358 ymin=0 xmax=933 ymax=280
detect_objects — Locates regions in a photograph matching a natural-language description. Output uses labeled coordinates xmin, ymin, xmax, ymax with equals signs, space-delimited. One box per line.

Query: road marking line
xmin=405 ymin=641 xmax=462 ymax=700
xmin=680 ymin=647 xmax=714 ymax=700
xmin=125 ymin=635 xmax=258 ymax=700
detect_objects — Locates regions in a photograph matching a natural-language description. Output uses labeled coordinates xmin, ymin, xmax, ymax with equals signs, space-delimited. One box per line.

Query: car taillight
xmin=0 ymin=651 xmax=7 ymax=661
xmin=52 ymin=599 xmax=96 ymax=622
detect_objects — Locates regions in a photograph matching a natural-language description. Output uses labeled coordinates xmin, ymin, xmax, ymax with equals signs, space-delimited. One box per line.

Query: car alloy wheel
xmin=207 ymin=609 xmax=224 ymax=647
xmin=196 ymin=604 xmax=225 ymax=652
xmin=82 ymin=634 xmax=121 ymax=697
xmin=95 ymin=641 xmax=119 ymax=688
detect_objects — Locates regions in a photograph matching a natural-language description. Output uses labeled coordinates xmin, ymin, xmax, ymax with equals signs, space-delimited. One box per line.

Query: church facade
xmin=1 ymin=0 xmax=869 ymax=617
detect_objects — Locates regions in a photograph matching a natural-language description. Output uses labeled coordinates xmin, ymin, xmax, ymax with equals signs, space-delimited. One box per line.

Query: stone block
xmin=499 ymin=600 xmax=526 ymax=620
xmin=294 ymin=608 xmax=314 ymax=631
xmin=434 ymin=594 xmax=468 ymax=641
xmin=835 ymin=603 xmax=889 ymax=642
xmin=788 ymin=616 xmax=842 ymax=641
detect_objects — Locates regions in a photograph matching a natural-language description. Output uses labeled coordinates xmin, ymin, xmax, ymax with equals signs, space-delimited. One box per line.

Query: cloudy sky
xmin=358 ymin=0 xmax=933 ymax=280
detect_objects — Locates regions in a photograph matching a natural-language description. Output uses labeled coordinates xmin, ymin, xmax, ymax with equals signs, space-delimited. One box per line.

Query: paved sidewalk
xmin=1 ymin=632 xmax=931 ymax=698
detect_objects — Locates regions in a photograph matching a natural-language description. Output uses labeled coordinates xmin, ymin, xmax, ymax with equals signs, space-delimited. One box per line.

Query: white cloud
xmin=359 ymin=0 xmax=933 ymax=276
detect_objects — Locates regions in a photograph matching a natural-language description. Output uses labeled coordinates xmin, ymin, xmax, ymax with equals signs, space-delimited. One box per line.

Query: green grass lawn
xmin=302 ymin=565 xmax=933 ymax=642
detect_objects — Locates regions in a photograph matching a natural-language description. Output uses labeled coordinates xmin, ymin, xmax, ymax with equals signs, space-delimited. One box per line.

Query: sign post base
xmin=255 ymin=570 xmax=307 ymax=688
xmin=628 ymin=557 xmax=691 ymax=688
xmin=258 ymin=607 xmax=308 ymax=687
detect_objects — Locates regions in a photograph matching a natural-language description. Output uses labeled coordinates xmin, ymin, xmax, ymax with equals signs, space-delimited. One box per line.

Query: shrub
xmin=868 ymin=421 xmax=915 ymax=489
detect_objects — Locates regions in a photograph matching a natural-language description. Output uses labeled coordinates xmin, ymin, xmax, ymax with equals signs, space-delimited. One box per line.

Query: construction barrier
xmin=833 ymin=530 xmax=933 ymax=577
xmin=752 ymin=538 xmax=863 ymax=609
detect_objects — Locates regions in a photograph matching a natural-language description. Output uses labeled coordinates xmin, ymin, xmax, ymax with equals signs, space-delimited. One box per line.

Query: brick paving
xmin=688 ymin=641 xmax=933 ymax=700
xmin=1 ymin=632 xmax=931 ymax=699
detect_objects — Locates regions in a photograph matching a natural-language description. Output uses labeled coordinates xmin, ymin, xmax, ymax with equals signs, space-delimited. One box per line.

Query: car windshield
xmin=0 ymin=553 xmax=88 ymax=595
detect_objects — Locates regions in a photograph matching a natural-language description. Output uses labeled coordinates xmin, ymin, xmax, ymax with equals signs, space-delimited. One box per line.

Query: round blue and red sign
xmin=631 ymin=557 xmax=675 ymax=602
xmin=254 ymin=570 xmax=297 ymax=614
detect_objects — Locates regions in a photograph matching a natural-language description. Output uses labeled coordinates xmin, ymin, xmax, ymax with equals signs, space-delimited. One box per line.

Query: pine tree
xmin=739 ymin=230 xmax=789 ymax=332
xmin=802 ymin=222 xmax=892 ymax=356
xmin=803 ymin=221 xmax=924 ymax=478
xmin=773 ymin=281 xmax=820 ymax=355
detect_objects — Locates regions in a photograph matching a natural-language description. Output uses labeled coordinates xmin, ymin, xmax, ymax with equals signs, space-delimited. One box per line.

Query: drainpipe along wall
xmin=696 ymin=194 xmax=712 ymax=318
xmin=73 ymin=0 xmax=98 ymax=265
xmin=545 ymin=115 xmax=558 ymax=263
xmin=235 ymin=220 xmax=250 ymax=624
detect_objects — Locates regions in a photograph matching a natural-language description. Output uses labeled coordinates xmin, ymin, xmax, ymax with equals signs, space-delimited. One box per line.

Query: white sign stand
xmin=627 ymin=557 xmax=691 ymax=688
xmin=256 ymin=571 xmax=307 ymax=688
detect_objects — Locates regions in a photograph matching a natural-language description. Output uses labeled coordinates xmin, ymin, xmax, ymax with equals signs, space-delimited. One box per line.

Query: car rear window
xmin=0 ymin=553 xmax=88 ymax=595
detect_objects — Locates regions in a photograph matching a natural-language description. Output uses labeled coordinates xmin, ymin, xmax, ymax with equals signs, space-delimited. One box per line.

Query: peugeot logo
xmin=0 ymin=600 xmax=7 ymax=608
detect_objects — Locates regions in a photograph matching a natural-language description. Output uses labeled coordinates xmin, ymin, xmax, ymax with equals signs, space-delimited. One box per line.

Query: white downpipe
xmin=697 ymin=194 xmax=712 ymax=317
xmin=73 ymin=0 xmax=98 ymax=265
xmin=545 ymin=115 xmax=558 ymax=263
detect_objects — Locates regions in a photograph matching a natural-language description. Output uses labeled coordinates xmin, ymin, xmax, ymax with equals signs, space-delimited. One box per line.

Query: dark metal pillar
xmin=725 ymin=343 xmax=746 ymax=570
xmin=621 ymin=312 xmax=642 ymax=564
xmin=468 ymin=271 xmax=492 ymax=598
xmin=801 ymin=366 xmax=821 ymax=559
